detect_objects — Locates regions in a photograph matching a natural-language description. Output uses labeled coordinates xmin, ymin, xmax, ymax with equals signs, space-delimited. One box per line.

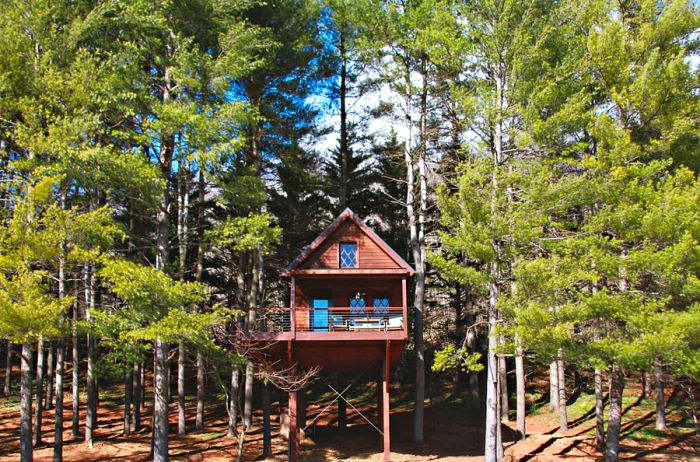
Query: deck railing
xmin=239 ymin=307 xmax=405 ymax=334
xmin=296 ymin=307 xmax=404 ymax=332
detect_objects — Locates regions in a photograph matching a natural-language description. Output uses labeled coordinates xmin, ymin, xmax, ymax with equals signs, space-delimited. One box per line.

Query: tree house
xmin=243 ymin=208 xmax=414 ymax=461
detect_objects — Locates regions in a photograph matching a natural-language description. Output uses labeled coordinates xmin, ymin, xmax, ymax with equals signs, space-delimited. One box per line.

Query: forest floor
xmin=0 ymin=372 xmax=697 ymax=461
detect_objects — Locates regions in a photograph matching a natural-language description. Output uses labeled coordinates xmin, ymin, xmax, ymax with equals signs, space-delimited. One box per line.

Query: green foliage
xmin=432 ymin=344 xmax=484 ymax=373
xmin=207 ymin=212 xmax=282 ymax=255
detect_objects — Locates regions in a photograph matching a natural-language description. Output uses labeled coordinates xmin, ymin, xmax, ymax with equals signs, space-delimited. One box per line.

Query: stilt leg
xmin=338 ymin=376 xmax=347 ymax=430
xmin=289 ymin=390 xmax=298 ymax=462
xmin=383 ymin=341 xmax=391 ymax=462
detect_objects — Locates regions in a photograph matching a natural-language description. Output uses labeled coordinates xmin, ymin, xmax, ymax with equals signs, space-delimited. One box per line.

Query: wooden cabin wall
xmin=299 ymin=220 xmax=400 ymax=270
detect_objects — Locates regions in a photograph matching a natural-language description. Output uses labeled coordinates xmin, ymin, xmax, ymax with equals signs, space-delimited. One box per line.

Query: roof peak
xmin=283 ymin=208 xmax=414 ymax=276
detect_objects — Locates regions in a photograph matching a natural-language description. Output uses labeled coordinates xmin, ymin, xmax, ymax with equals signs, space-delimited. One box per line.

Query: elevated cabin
xmin=242 ymin=208 xmax=414 ymax=462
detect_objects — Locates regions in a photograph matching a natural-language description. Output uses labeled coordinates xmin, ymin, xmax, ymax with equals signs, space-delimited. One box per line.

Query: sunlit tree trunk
xmin=228 ymin=369 xmax=239 ymax=437
xmin=550 ymin=361 xmax=559 ymax=411
xmin=515 ymin=343 xmax=525 ymax=440
xmin=595 ymin=368 xmax=605 ymax=451
xmin=605 ymin=365 xmax=625 ymax=462
xmin=4 ymin=341 xmax=11 ymax=396
xmin=133 ymin=362 xmax=142 ymax=432
xmin=654 ymin=358 xmax=666 ymax=431
xmin=177 ymin=341 xmax=186 ymax=435
xmin=34 ymin=337 xmax=45 ymax=447
xmin=46 ymin=345 xmax=54 ymax=410
xmin=557 ymin=353 xmax=568 ymax=432
xmin=20 ymin=343 xmax=33 ymax=462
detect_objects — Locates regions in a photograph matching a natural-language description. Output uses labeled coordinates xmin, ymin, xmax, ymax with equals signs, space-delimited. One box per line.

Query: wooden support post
xmin=338 ymin=376 xmax=347 ymax=430
xmin=262 ymin=383 xmax=271 ymax=457
xmin=383 ymin=341 xmax=391 ymax=462
xmin=297 ymin=388 xmax=307 ymax=433
xmin=289 ymin=390 xmax=298 ymax=462
xmin=376 ymin=373 xmax=382 ymax=426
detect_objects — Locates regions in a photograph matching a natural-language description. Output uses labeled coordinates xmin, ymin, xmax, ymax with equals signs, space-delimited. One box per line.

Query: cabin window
xmin=350 ymin=291 xmax=366 ymax=314
xmin=373 ymin=295 xmax=390 ymax=315
xmin=339 ymin=242 xmax=358 ymax=268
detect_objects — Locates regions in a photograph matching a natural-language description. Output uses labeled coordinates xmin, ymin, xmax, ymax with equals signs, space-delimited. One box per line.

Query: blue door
xmin=312 ymin=298 xmax=330 ymax=332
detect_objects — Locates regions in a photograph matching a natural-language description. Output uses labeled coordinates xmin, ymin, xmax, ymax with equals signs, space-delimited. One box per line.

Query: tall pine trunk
xmin=21 ymin=343 xmax=33 ymax=462
xmin=228 ymin=369 xmax=239 ymax=437
xmin=46 ymin=345 xmax=54 ymax=410
xmin=605 ymin=366 xmax=625 ymax=462
xmin=53 ymin=342 xmax=64 ymax=462
xmin=177 ymin=341 xmax=186 ymax=435
xmin=85 ymin=264 xmax=97 ymax=448
xmin=153 ymin=339 xmax=170 ymax=462
xmin=550 ymin=361 xmax=559 ymax=411
xmin=54 ymin=233 xmax=67 ymax=462
xmin=595 ymin=368 xmax=605 ymax=451
xmin=71 ymin=302 xmax=79 ymax=437
xmin=195 ymin=352 xmax=204 ymax=431
xmin=515 ymin=344 xmax=525 ymax=440
xmin=557 ymin=353 xmax=568 ymax=431
xmin=654 ymin=359 xmax=666 ymax=430
xmin=133 ymin=363 xmax=142 ymax=432
xmin=34 ymin=337 xmax=45 ymax=447
xmin=485 ymin=275 xmax=501 ymax=462
xmin=5 ymin=342 xmax=12 ymax=396
xmin=124 ymin=368 xmax=133 ymax=436
xmin=499 ymin=350 xmax=509 ymax=421
xmin=194 ymin=170 xmax=206 ymax=431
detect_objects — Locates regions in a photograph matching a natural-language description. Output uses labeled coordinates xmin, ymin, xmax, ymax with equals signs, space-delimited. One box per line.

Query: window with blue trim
xmin=373 ymin=295 xmax=390 ymax=315
xmin=339 ymin=242 xmax=357 ymax=268
xmin=350 ymin=293 xmax=366 ymax=314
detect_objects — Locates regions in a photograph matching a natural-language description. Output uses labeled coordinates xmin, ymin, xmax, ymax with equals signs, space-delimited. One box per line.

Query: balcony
xmin=237 ymin=306 xmax=407 ymax=342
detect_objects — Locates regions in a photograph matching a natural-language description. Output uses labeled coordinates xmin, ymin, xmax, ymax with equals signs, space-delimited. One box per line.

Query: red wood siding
xmin=299 ymin=220 xmax=400 ymax=270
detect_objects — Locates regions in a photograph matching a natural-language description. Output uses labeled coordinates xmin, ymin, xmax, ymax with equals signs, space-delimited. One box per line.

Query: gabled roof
xmin=283 ymin=208 xmax=415 ymax=276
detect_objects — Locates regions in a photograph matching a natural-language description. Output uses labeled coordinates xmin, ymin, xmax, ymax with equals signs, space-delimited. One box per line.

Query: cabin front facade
xmin=242 ymin=208 xmax=413 ymax=461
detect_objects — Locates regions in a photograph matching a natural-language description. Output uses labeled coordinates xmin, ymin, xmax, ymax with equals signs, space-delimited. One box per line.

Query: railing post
xmin=290 ymin=277 xmax=297 ymax=337
xmin=401 ymin=276 xmax=408 ymax=337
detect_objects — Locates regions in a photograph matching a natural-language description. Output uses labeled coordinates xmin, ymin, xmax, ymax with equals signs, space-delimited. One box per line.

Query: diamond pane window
xmin=373 ymin=296 xmax=390 ymax=315
xmin=339 ymin=242 xmax=357 ymax=268
xmin=350 ymin=293 xmax=366 ymax=315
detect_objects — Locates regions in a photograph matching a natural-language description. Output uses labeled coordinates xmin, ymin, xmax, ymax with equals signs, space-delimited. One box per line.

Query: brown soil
xmin=0 ymin=377 xmax=696 ymax=461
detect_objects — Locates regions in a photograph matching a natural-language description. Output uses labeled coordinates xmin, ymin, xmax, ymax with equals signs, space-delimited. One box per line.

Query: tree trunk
xmin=124 ymin=368 xmax=133 ymax=436
xmin=177 ymin=344 xmax=187 ymax=427
xmin=133 ymin=363 xmax=142 ymax=432
xmin=21 ymin=343 xmax=33 ymax=462
xmin=5 ymin=341 xmax=12 ymax=396
xmin=550 ymin=361 xmax=559 ymax=411
xmin=262 ymin=383 xmax=271 ymax=457
xmin=557 ymin=354 xmax=568 ymax=432
xmin=71 ymin=303 xmax=79 ymax=437
xmin=595 ymin=368 xmax=605 ymax=451
xmin=243 ymin=363 xmax=254 ymax=430
xmin=34 ymin=337 xmax=45 ymax=447
xmin=53 ymin=341 xmax=64 ymax=462
xmin=153 ymin=339 xmax=169 ymax=462
xmin=605 ymin=365 xmax=625 ymax=462
xmin=54 ymin=239 xmax=66 ymax=462
xmin=85 ymin=265 xmax=97 ymax=448
xmin=466 ymin=318 xmax=480 ymax=412
xmin=654 ymin=359 xmax=666 ymax=431
xmin=46 ymin=345 xmax=54 ymax=410
xmin=228 ymin=369 xmax=239 ymax=437
xmin=499 ymin=351 xmax=509 ymax=421
xmin=195 ymin=352 xmax=204 ymax=430
xmin=485 ymin=275 xmax=501 ymax=462
xmin=515 ymin=345 xmax=526 ymax=440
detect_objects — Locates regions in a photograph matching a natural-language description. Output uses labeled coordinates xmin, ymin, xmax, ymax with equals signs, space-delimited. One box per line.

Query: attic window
xmin=339 ymin=242 xmax=357 ymax=268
